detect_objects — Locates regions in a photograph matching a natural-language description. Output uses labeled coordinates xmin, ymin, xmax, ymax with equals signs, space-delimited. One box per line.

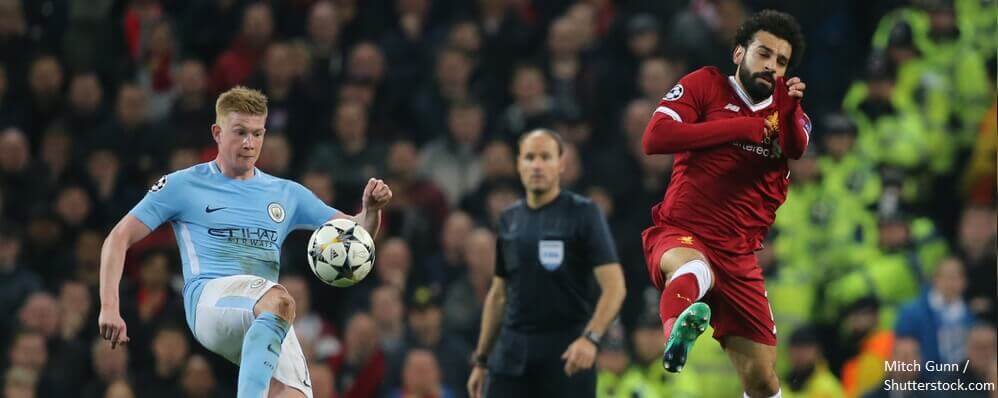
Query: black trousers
xmin=485 ymin=360 xmax=596 ymax=398
xmin=485 ymin=327 xmax=595 ymax=398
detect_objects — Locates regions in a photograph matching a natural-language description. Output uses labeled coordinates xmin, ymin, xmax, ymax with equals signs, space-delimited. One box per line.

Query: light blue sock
xmin=238 ymin=312 xmax=290 ymax=398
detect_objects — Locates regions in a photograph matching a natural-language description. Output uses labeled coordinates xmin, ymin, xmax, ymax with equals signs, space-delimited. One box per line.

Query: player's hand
xmin=362 ymin=178 xmax=392 ymax=212
xmin=98 ymin=308 xmax=130 ymax=349
xmin=786 ymin=77 xmax=806 ymax=99
xmin=467 ymin=365 xmax=487 ymax=398
xmin=561 ymin=337 xmax=597 ymax=376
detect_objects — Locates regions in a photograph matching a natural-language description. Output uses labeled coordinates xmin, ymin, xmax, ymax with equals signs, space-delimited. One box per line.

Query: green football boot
xmin=662 ymin=302 xmax=711 ymax=373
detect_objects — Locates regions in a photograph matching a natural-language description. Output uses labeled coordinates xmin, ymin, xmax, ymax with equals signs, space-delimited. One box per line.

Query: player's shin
xmin=659 ymin=259 xmax=712 ymax=333
xmin=238 ymin=312 xmax=290 ymax=398
xmin=659 ymin=259 xmax=713 ymax=372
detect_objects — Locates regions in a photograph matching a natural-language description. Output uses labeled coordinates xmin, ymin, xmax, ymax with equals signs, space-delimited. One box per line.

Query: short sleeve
xmin=654 ymin=67 xmax=716 ymax=124
xmin=128 ymin=174 xmax=182 ymax=230
xmin=583 ymin=202 xmax=619 ymax=268
xmin=289 ymin=182 xmax=339 ymax=230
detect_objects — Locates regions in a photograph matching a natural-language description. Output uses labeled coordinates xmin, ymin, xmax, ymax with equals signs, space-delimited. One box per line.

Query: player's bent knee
xmin=255 ymin=286 xmax=296 ymax=322
xmin=659 ymin=247 xmax=708 ymax=282
xmin=743 ymin=363 xmax=780 ymax=397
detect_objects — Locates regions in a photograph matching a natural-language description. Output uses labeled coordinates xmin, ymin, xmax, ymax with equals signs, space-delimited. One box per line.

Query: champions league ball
xmin=307 ymin=219 xmax=375 ymax=287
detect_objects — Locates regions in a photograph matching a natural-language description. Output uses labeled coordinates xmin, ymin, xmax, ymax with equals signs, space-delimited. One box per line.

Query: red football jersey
xmin=643 ymin=66 xmax=811 ymax=255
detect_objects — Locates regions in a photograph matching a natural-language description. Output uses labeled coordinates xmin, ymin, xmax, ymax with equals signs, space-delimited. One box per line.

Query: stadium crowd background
xmin=0 ymin=0 xmax=995 ymax=397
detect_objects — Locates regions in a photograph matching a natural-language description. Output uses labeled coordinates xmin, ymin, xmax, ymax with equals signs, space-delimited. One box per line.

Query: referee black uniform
xmin=468 ymin=129 xmax=625 ymax=398
xmin=486 ymin=189 xmax=619 ymax=396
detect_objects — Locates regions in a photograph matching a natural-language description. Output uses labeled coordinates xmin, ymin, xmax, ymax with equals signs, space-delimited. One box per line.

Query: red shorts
xmin=641 ymin=224 xmax=777 ymax=347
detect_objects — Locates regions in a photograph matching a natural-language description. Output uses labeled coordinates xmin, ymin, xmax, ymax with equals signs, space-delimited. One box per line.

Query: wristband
xmin=582 ymin=330 xmax=602 ymax=348
xmin=472 ymin=353 xmax=488 ymax=368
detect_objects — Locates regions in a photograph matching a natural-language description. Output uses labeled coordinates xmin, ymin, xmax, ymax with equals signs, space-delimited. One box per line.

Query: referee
xmin=467 ymin=129 xmax=627 ymax=398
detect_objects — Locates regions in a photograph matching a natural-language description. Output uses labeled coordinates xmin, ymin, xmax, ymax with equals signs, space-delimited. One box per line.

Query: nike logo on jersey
xmin=724 ymin=103 xmax=740 ymax=112
xmin=302 ymin=378 xmax=311 ymax=387
xmin=205 ymin=205 xmax=227 ymax=213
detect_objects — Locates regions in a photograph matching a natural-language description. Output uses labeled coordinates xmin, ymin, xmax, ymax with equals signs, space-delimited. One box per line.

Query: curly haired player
xmin=640 ymin=10 xmax=810 ymax=398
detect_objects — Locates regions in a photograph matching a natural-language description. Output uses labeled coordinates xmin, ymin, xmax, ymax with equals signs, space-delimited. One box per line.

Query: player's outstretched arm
xmin=98 ymin=215 xmax=152 ymax=349
xmin=642 ymin=112 xmax=770 ymax=155
xmin=346 ymin=178 xmax=392 ymax=238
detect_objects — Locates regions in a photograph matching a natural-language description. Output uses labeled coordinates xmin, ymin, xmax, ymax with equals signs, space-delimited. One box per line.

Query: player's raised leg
xmin=239 ymin=285 xmax=296 ymax=398
xmin=723 ymin=336 xmax=781 ymax=397
xmin=657 ymin=246 xmax=715 ymax=372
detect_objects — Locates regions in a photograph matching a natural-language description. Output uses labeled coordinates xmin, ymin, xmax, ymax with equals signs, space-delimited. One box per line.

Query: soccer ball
xmin=307 ymin=219 xmax=375 ymax=287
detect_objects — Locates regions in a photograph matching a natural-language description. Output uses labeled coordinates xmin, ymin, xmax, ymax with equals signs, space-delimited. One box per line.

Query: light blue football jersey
xmin=129 ymin=161 xmax=339 ymax=329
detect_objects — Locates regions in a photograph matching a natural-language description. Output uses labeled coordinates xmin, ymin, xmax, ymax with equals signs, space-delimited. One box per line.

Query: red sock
xmin=660 ymin=273 xmax=700 ymax=335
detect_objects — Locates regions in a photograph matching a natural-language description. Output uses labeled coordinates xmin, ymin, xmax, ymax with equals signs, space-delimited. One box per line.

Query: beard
xmin=737 ymin=60 xmax=775 ymax=102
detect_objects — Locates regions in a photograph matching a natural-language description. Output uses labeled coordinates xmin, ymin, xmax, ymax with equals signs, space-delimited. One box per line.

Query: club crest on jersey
xmin=150 ymin=176 xmax=167 ymax=192
xmin=663 ymin=84 xmax=684 ymax=101
xmin=767 ymin=112 xmax=780 ymax=132
xmin=538 ymin=240 xmax=564 ymax=271
xmin=268 ymin=202 xmax=286 ymax=223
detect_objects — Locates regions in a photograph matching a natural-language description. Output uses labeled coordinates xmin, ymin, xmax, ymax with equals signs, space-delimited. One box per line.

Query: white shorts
xmin=192 ymin=275 xmax=312 ymax=397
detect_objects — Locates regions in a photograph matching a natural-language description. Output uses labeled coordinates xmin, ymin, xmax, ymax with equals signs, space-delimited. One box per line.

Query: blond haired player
xmin=98 ymin=87 xmax=392 ymax=397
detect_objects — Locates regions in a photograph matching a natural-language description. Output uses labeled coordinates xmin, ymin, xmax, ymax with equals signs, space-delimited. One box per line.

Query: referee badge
xmin=538 ymin=240 xmax=564 ymax=271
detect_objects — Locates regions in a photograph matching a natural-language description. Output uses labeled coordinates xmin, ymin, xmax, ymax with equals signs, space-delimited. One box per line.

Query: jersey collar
xmin=209 ymin=160 xmax=259 ymax=180
xmin=728 ymin=76 xmax=773 ymax=113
